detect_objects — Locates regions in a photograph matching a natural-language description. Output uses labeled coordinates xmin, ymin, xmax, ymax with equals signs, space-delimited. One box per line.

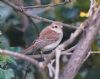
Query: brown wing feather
xmin=33 ymin=27 xmax=60 ymax=49
xmin=39 ymin=27 xmax=60 ymax=41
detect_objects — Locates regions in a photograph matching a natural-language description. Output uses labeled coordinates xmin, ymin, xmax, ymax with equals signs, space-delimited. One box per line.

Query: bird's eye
xmin=54 ymin=25 xmax=58 ymax=28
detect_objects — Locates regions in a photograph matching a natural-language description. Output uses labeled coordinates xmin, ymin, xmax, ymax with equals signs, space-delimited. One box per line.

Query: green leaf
xmin=0 ymin=68 xmax=14 ymax=79
xmin=0 ymin=55 xmax=17 ymax=66
xmin=7 ymin=57 xmax=17 ymax=65
xmin=0 ymin=61 xmax=6 ymax=68
xmin=5 ymin=68 xmax=14 ymax=79
xmin=0 ymin=68 xmax=5 ymax=79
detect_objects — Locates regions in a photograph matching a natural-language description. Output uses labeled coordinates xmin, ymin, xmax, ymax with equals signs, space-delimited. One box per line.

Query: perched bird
xmin=22 ymin=22 xmax=63 ymax=54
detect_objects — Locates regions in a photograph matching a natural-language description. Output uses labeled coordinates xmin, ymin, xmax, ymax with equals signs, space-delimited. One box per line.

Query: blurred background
xmin=0 ymin=0 xmax=100 ymax=79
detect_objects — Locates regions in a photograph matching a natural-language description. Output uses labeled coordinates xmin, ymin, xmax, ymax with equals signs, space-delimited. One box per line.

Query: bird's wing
xmin=33 ymin=27 xmax=60 ymax=49
xmin=39 ymin=27 xmax=60 ymax=41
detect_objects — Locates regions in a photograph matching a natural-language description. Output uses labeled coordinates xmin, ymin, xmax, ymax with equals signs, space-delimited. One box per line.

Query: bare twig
xmin=0 ymin=49 xmax=48 ymax=79
xmin=62 ymin=45 xmax=77 ymax=55
xmin=47 ymin=59 xmax=55 ymax=77
xmin=90 ymin=51 xmax=100 ymax=53
xmin=11 ymin=0 xmax=30 ymax=32
xmin=42 ymin=45 xmax=77 ymax=69
xmin=83 ymin=51 xmax=100 ymax=62
xmin=42 ymin=51 xmax=55 ymax=69
xmin=55 ymin=49 xmax=61 ymax=79
xmin=23 ymin=1 xmax=70 ymax=9
xmin=88 ymin=0 xmax=96 ymax=16
xmin=29 ymin=52 xmax=72 ymax=59
xmin=0 ymin=48 xmax=39 ymax=68
xmin=27 ymin=45 xmax=76 ymax=59
xmin=30 ymin=50 xmax=100 ymax=59
xmin=1 ymin=0 xmax=77 ymax=29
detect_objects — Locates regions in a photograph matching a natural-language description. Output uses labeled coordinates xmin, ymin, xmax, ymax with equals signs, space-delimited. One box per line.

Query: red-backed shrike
xmin=22 ymin=22 xmax=63 ymax=54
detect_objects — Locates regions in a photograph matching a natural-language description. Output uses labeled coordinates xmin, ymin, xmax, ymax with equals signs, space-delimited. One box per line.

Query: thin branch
xmin=88 ymin=0 xmax=96 ymax=16
xmin=30 ymin=50 xmax=100 ymax=59
xmin=42 ymin=51 xmax=55 ymax=69
xmin=47 ymin=60 xmax=55 ymax=77
xmin=83 ymin=51 xmax=100 ymax=62
xmin=0 ymin=49 xmax=50 ymax=79
xmin=42 ymin=45 xmax=77 ymax=69
xmin=8 ymin=0 xmax=39 ymax=34
xmin=62 ymin=45 xmax=77 ymax=55
xmin=15 ymin=0 xmax=30 ymax=32
xmin=1 ymin=0 xmax=77 ymax=29
xmin=0 ymin=48 xmax=39 ymax=68
xmin=55 ymin=49 xmax=61 ymax=79
xmin=23 ymin=1 xmax=70 ymax=9
xmin=29 ymin=52 xmax=72 ymax=59
xmin=91 ymin=51 xmax=100 ymax=53
xmin=26 ymin=44 xmax=75 ymax=59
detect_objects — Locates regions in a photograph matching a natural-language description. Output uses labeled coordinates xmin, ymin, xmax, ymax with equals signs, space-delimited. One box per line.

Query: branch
xmin=61 ymin=5 xmax=100 ymax=79
xmin=23 ymin=1 xmax=70 ymax=9
xmin=15 ymin=0 xmax=30 ymax=32
xmin=42 ymin=45 xmax=76 ymax=69
xmin=1 ymin=0 xmax=77 ymax=29
xmin=0 ymin=48 xmax=40 ymax=68
xmin=90 ymin=51 xmax=100 ymax=54
xmin=8 ymin=0 xmax=39 ymax=34
xmin=42 ymin=15 xmax=90 ymax=69
xmin=0 ymin=49 xmax=48 ymax=78
xmin=55 ymin=49 xmax=61 ymax=79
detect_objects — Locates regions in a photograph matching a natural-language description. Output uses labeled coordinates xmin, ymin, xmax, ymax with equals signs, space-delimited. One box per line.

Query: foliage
xmin=0 ymin=0 xmax=100 ymax=79
xmin=0 ymin=68 xmax=14 ymax=79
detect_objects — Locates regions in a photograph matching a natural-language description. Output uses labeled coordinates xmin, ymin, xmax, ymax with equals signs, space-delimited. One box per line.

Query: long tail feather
xmin=21 ymin=45 xmax=35 ymax=54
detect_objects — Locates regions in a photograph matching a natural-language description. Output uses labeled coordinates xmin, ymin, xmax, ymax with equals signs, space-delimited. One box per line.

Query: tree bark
xmin=60 ymin=5 xmax=100 ymax=79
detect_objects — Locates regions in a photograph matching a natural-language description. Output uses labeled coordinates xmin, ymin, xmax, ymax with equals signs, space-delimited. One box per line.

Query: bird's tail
xmin=20 ymin=45 xmax=35 ymax=54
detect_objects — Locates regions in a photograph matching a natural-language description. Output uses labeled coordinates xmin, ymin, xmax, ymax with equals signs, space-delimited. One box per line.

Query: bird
xmin=22 ymin=22 xmax=63 ymax=54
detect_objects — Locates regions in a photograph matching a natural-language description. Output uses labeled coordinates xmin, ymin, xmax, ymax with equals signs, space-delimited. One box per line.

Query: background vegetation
xmin=0 ymin=0 xmax=100 ymax=79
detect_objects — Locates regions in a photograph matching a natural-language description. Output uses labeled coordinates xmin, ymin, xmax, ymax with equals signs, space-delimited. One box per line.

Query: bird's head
xmin=50 ymin=22 xmax=63 ymax=33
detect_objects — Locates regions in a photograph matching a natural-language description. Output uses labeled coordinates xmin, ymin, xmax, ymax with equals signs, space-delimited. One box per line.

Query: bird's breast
xmin=42 ymin=33 xmax=63 ymax=52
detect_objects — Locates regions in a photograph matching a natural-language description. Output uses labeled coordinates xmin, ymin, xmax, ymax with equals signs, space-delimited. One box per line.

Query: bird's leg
xmin=40 ymin=50 xmax=44 ymax=58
